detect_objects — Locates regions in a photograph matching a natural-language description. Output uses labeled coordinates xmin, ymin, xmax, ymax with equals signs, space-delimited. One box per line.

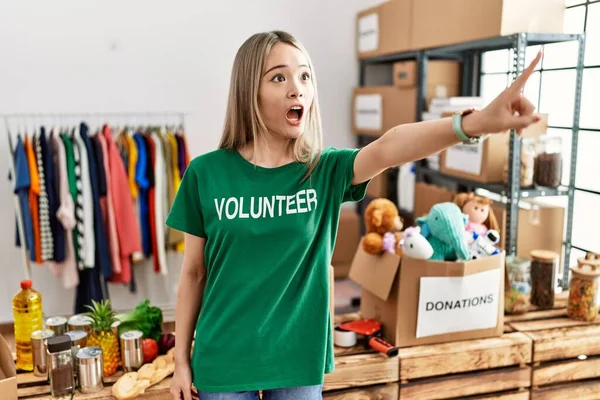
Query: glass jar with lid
xmin=567 ymin=258 xmax=600 ymax=322
xmin=530 ymin=250 xmax=559 ymax=309
xmin=503 ymin=137 xmax=536 ymax=187
xmin=505 ymin=256 xmax=532 ymax=315
xmin=534 ymin=136 xmax=563 ymax=188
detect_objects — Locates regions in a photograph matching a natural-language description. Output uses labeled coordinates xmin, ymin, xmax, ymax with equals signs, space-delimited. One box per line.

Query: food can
xmin=31 ymin=329 xmax=55 ymax=378
xmin=77 ymin=347 xmax=104 ymax=394
xmin=68 ymin=314 xmax=92 ymax=333
xmin=120 ymin=330 xmax=144 ymax=372
xmin=111 ymin=320 xmax=121 ymax=340
xmin=45 ymin=316 xmax=68 ymax=336
xmin=65 ymin=330 xmax=89 ymax=381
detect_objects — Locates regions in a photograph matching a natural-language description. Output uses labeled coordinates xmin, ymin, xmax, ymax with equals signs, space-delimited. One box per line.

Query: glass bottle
xmin=530 ymin=250 xmax=559 ymax=309
xmin=567 ymin=258 xmax=600 ymax=322
xmin=534 ymin=136 xmax=563 ymax=188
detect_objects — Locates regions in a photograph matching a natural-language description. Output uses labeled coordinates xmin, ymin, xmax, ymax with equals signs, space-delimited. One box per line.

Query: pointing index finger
xmin=510 ymin=48 xmax=543 ymax=92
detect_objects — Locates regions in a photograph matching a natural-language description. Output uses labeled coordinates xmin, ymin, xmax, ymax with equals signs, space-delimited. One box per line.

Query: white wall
xmin=0 ymin=0 xmax=384 ymax=323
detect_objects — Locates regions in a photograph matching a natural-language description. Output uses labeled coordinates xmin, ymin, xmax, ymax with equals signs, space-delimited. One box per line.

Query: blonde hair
xmin=219 ymin=30 xmax=323 ymax=179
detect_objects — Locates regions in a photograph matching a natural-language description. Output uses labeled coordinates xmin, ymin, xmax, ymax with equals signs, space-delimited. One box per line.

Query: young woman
xmin=166 ymin=31 xmax=543 ymax=400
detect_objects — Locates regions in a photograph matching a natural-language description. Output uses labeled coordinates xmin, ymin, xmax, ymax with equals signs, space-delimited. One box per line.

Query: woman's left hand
xmin=463 ymin=48 xmax=544 ymax=137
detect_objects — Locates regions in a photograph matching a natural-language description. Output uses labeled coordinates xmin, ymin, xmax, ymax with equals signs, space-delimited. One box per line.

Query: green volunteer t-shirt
xmin=165 ymin=145 xmax=369 ymax=392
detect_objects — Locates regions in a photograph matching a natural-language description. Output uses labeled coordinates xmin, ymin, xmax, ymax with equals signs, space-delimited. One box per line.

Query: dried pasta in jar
xmin=567 ymin=258 xmax=600 ymax=322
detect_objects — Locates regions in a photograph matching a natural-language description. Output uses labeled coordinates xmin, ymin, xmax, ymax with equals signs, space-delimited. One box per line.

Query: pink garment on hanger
xmin=103 ymin=125 xmax=142 ymax=283
xmin=97 ymin=132 xmax=122 ymax=279
xmin=47 ymin=132 xmax=79 ymax=289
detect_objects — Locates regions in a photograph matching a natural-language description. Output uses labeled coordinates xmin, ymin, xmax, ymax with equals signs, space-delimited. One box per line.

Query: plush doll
xmin=416 ymin=202 xmax=471 ymax=261
xmin=453 ymin=192 xmax=500 ymax=237
xmin=362 ymin=198 xmax=404 ymax=255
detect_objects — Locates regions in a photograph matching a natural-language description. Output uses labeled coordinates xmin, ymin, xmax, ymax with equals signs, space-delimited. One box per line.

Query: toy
xmin=453 ymin=192 xmax=499 ymax=237
xmin=362 ymin=198 xmax=403 ymax=255
xmin=399 ymin=226 xmax=433 ymax=260
xmin=468 ymin=229 xmax=500 ymax=259
xmin=416 ymin=202 xmax=471 ymax=261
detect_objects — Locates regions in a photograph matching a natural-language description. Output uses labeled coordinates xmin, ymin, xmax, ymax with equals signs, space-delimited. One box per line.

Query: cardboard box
xmin=411 ymin=0 xmax=565 ymax=50
xmin=352 ymin=86 xmax=416 ymax=137
xmin=414 ymin=182 xmax=457 ymax=220
xmin=0 ymin=334 xmax=17 ymax=400
xmin=356 ymin=0 xmax=413 ymax=59
xmin=393 ymin=60 xmax=461 ymax=105
xmin=440 ymin=115 xmax=548 ymax=183
xmin=350 ymin=244 xmax=505 ymax=347
xmin=332 ymin=208 xmax=361 ymax=278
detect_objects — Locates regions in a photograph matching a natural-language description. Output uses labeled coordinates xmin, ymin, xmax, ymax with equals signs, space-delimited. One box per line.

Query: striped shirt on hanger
xmin=36 ymin=129 xmax=54 ymax=261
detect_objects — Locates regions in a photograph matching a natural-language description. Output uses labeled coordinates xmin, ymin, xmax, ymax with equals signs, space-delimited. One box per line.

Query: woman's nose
xmin=287 ymin=79 xmax=303 ymax=98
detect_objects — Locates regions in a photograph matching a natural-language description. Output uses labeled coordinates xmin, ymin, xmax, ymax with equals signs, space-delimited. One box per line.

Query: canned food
xmin=77 ymin=347 xmax=104 ymax=394
xmin=65 ymin=330 xmax=89 ymax=381
xmin=120 ymin=330 xmax=144 ymax=372
xmin=68 ymin=314 xmax=92 ymax=333
xmin=45 ymin=316 xmax=68 ymax=336
xmin=31 ymin=329 xmax=55 ymax=378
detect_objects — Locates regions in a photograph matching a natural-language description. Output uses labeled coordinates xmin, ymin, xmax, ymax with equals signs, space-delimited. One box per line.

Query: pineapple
xmin=85 ymin=300 xmax=120 ymax=376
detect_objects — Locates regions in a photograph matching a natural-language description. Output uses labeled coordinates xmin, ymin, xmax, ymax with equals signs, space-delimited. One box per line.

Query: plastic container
xmin=12 ymin=280 xmax=43 ymax=371
xmin=567 ymin=258 xmax=600 ymax=322
xmin=504 ymin=256 xmax=532 ymax=315
xmin=534 ymin=136 xmax=563 ymax=188
xmin=530 ymin=250 xmax=559 ymax=309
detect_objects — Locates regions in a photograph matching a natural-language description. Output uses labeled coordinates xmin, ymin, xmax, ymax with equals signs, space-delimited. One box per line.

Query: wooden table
xmin=15 ymin=291 xmax=600 ymax=399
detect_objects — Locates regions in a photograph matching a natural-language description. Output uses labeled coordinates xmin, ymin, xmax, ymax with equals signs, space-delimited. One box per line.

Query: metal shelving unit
xmin=356 ymin=32 xmax=586 ymax=289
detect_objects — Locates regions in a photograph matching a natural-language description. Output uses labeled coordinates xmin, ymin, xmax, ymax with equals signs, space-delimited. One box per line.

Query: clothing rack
xmin=3 ymin=111 xmax=188 ymax=290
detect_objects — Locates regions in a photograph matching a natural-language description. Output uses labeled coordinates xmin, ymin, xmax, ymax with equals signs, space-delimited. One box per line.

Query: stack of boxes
xmin=332 ymin=0 xmax=567 ymax=347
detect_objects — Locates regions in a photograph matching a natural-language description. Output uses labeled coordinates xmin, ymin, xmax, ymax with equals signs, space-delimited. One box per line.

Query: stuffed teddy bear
xmin=453 ymin=192 xmax=500 ymax=237
xmin=362 ymin=198 xmax=403 ymax=256
xmin=416 ymin=202 xmax=471 ymax=261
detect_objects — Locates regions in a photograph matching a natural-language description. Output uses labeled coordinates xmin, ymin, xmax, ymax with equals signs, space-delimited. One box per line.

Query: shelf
xmin=416 ymin=165 xmax=569 ymax=198
xmin=360 ymin=33 xmax=582 ymax=65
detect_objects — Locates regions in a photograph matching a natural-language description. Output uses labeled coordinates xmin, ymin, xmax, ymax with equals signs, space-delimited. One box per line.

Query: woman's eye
xmin=271 ymin=74 xmax=285 ymax=83
xmin=301 ymin=72 xmax=311 ymax=81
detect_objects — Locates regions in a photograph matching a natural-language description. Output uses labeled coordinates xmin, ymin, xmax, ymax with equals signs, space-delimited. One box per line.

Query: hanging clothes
xmin=151 ymin=132 xmax=168 ymax=276
xmin=24 ymin=136 xmax=41 ymax=263
xmin=42 ymin=129 xmax=65 ymax=262
xmin=80 ymin=123 xmax=113 ymax=279
xmin=96 ymin=131 xmax=122 ymax=280
xmin=13 ymin=135 xmax=35 ymax=257
xmin=47 ymin=131 xmax=79 ymax=289
xmin=144 ymin=133 xmax=159 ymax=272
xmin=71 ymin=125 xmax=95 ymax=269
xmin=36 ymin=128 xmax=54 ymax=262
xmin=102 ymin=125 xmax=142 ymax=283
xmin=60 ymin=133 xmax=82 ymax=269
xmin=133 ymin=132 xmax=151 ymax=257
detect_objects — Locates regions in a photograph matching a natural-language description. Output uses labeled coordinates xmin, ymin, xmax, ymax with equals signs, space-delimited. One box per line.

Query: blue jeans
xmin=199 ymin=384 xmax=323 ymax=400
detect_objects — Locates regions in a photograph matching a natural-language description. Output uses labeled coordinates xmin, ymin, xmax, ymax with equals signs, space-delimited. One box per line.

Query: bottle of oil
xmin=13 ymin=280 xmax=43 ymax=371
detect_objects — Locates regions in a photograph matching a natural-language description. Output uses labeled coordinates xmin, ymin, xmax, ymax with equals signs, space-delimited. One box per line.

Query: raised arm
xmin=352 ymin=49 xmax=543 ymax=185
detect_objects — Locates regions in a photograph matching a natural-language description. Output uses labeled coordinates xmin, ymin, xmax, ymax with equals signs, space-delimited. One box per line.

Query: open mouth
xmin=286 ymin=105 xmax=304 ymax=125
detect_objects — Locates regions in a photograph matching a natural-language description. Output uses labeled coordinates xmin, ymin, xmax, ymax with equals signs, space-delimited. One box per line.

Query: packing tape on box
xmin=334 ymin=325 xmax=357 ymax=347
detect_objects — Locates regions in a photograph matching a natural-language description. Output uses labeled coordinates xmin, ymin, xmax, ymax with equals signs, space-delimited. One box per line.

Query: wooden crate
xmin=323 ymin=313 xmax=400 ymax=398
xmin=396 ymin=324 xmax=532 ymax=399
xmin=507 ymin=292 xmax=600 ymax=400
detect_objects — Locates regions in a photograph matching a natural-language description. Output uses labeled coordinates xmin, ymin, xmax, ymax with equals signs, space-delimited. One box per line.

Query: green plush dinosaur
xmin=416 ymin=202 xmax=471 ymax=261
